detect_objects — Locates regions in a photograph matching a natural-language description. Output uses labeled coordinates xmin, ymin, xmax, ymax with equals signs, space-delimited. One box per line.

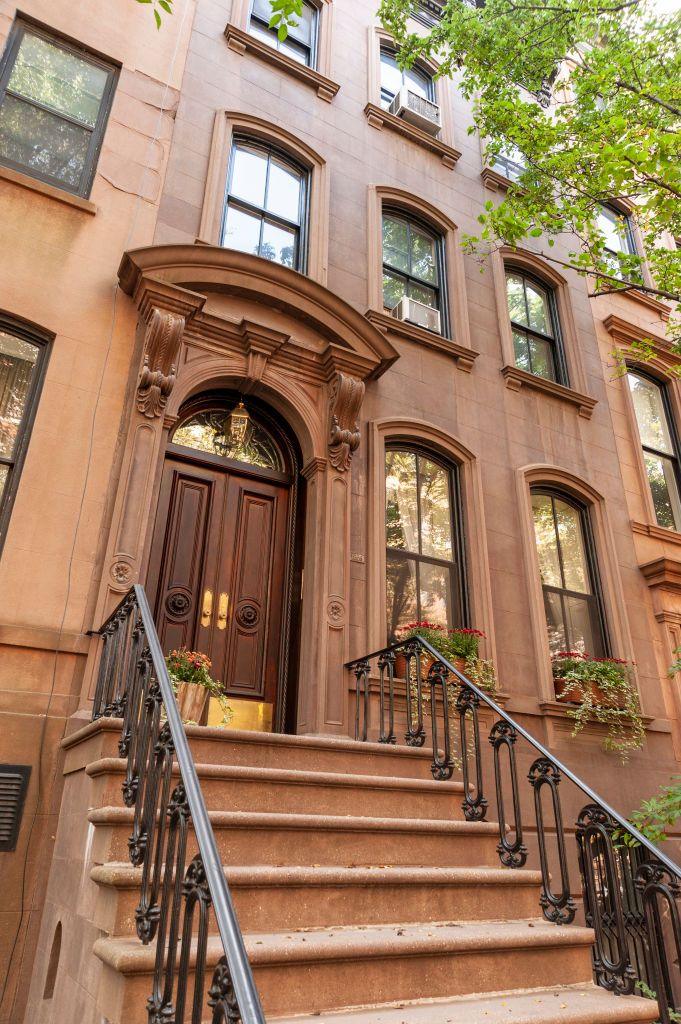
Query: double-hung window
xmin=385 ymin=446 xmax=466 ymax=639
xmin=531 ymin=489 xmax=607 ymax=656
xmin=506 ymin=269 xmax=565 ymax=384
xmin=627 ymin=369 xmax=681 ymax=531
xmin=596 ymin=204 xmax=640 ymax=281
xmin=249 ymin=0 xmax=317 ymax=67
xmin=382 ymin=211 xmax=443 ymax=319
xmin=0 ymin=21 xmax=117 ymax=197
xmin=221 ymin=138 xmax=308 ymax=272
xmin=380 ymin=48 xmax=434 ymax=110
xmin=0 ymin=316 xmax=51 ymax=553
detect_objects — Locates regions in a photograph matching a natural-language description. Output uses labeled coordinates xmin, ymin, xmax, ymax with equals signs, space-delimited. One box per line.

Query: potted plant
xmin=551 ymin=652 xmax=644 ymax=760
xmin=394 ymin=622 xmax=488 ymax=675
xmin=166 ymin=648 xmax=233 ymax=727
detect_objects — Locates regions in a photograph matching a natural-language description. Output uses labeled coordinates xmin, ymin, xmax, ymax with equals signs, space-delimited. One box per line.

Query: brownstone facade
xmin=0 ymin=0 xmax=678 ymax=1020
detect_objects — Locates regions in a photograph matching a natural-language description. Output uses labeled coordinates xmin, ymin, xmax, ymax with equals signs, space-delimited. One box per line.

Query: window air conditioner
xmin=388 ymin=86 xmax=442 ymax=136
xmin=391 ymin=296 xmax=441 ymax=334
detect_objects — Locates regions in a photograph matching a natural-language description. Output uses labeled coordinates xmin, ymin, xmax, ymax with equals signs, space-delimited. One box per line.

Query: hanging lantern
xmin=228 ymin=400 xmax=250 ymax=445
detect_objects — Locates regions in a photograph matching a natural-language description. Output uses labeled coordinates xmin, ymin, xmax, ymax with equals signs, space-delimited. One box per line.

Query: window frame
xmin=0 ymin=312 xmax=52 ymax=556
xmin=385 ymin=442 xmax=468 ymax=640
xmin=248 ymin=0 xmax=319 ymax=68
xmin=505 ymin=265 xmax=568 ymax=386
xmin=530 ymin=486 xmax=609 ymax=658
xmin=221 ymin=135 xmax=310 ymax=274
xmin=382 ymin=207 xmax=448 ymax=331
xmin=598 ymin=203 xmax=638 ymax=259
xmin=0 ymin=18 xmax=118 ymax=198
xmin=626 ymin=366 xmax=681 ymax=532
xmin=379 ymin=45 xmax=435 ymax=109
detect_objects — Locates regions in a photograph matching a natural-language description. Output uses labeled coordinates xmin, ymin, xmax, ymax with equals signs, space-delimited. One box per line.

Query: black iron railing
xmin=92 ymin=585 xmax=265 ymax=1024
xmin=348 ymin=637 xmax=681 ymax=1023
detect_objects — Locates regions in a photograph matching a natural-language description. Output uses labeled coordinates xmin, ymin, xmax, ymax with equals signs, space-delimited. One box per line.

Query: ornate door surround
xmin=85 ymin=244 xmax=398 ymax=736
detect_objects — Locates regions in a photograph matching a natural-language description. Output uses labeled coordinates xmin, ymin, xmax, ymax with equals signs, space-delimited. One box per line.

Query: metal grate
xmin=0 ymin=764 xmax=31 ymax=852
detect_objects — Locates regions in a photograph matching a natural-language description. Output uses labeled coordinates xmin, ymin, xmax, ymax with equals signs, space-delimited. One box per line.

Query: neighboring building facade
xmin=0 ymin=0 xmax=678 ymax=1019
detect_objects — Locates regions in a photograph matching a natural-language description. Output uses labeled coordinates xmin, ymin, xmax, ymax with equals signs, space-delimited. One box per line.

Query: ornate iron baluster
xmin=456 ymin=684 xmax=487 ymax=821
xmin=489 ymin=720 xmax=527 ymax=867
xmin=377 ymin=650 xmax=396 ymax=744
xmin=404 ymin=641 xmax=426 ymax=747
xmin=92 ymin=587 xmax=264 ymax=1024
xmin=428 ymin=661 xmax=454 ymax=780
xmin=209 ymin=958 xmax=242 ymax=1022
xmin=354 ymin=659 xmax=370 ymax=741
xmin=636 ymin=860 xmax=681 ymax=1024
xmin=528 ymin=758 xmax=576 ymax=924
xmin=576 ymin=804 xmax=636 ymax=993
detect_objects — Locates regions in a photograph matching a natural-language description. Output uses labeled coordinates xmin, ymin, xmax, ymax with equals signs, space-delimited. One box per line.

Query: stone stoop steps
xmin=68 ymin=718 xmax=659 ymax=1024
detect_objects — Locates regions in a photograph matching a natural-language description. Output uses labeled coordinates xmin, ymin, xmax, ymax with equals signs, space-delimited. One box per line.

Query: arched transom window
xmin=172 ymin=405 xmax=284 ymax=472
xmin=385 ymin=446 xmax=464 ymax=639
xmin=531 ymin=488 xmax=606 ymax=656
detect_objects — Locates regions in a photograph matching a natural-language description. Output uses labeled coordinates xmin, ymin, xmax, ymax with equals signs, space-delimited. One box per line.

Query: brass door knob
xmin=217 ymin=592 xmax=229 ymax=630
xmin=200 ymin=589 xmax=213 ymax=628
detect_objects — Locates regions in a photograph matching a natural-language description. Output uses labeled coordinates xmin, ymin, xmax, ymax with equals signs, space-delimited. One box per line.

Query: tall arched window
xmin=505 ymin=268 xmax=566 ymax=384
xmin=385 ymin=446 xmax=465 ymax=638
xmin=627 ymin=368 xmax=681 ymax=531
xmin=379 ymin=47 xmax=434 ymax=109
xmin=221 ymin=137 xmax=308 ymax=272
xmin=382 ymin=210 xmax=444 ymax=322
xmin=531 ymin=488 xmax=607 ymax=656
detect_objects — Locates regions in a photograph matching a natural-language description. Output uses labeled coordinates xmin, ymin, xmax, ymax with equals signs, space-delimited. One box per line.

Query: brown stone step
xmin=93 ymin=919 xmax=598 ymax=1022
xmin=85 ymin=757 xmax=466 ymax=819
xmin=270 ymin=984 xmax=660 ymax=1023
xmin=63 ymin=717 xmax=439 ymax=781
xmin=90 ymin=862 xmax=544 ymax=934
xmin=88 ymin=807 xmax=502 ymax=868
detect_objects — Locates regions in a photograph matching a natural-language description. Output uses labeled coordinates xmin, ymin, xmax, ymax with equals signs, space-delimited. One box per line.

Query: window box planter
xmin=551 ymin=653 xmax=643 ymax=760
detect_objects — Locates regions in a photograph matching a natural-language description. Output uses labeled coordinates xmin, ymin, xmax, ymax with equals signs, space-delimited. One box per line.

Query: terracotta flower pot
xmin=554 ymin=677 xmax=623 ymax=707
xmin=175 ymin=681 xmax=209 ymax=723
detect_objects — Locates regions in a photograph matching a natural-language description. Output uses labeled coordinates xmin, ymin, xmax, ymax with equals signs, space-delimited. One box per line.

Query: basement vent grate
xmin=0 ymin=764 xmax=31 ymax=852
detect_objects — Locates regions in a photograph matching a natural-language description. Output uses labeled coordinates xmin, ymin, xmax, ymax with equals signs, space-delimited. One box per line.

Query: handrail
xmin=93 ymin=585 xmax=266 ymax=1024
xmin=349 ymin=636 xmax=680 ymax=877
xmin=347 ymin=636 xmax=681 ymax=1022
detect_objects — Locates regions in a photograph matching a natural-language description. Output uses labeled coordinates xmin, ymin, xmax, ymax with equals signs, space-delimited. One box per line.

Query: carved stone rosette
xmin=328 ymin=372 xmax=364 ymax=471
xmin=137 ymin=307 xmax=186 ymax=419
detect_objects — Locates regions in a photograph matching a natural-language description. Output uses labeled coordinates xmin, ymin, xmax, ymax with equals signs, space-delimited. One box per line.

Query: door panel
xmin=148 ymin=454 xmax=291 ymax=719
xmin=148 ymin=461 xmax=218 ymax=654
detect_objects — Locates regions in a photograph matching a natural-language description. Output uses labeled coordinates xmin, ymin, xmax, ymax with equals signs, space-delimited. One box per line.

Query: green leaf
xmin=154 ymin=8 xmax=161 ymax=28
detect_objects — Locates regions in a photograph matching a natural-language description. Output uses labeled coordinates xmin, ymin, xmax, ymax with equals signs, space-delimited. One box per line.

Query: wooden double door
xmin=147 ymin=449 xmax=292 ymax=720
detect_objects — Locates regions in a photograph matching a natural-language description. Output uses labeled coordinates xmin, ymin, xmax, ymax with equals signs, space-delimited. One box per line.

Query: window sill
xmin=539 ymin=699 xmax=654 ymax=728
xmin=631 ymin=521 xmax=681 ymax=546
xmin=0 ymin=163 xmax=97 ymax=214
xmin=365 ymin=309 xmax=478 ymax=371
xmin=364 ymin=103 xmax=462 ymax=168
xmin=224 ymin=24 xmax=340 ymax=101
xmin=501 ymin=365 xmax=596 ymax=418
xmin=639 ymin=556 xmax=681 ymax=594
xmin=481 ymin=167 xmax=516 ymax=192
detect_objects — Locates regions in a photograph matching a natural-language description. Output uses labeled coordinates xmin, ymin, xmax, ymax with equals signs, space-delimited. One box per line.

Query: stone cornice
xmin=363 ymin=103 xmax=462 ymax=168
xmin=603 ymin=313 xmax=680 ymax=372
xmin=365 ymin=309 xmax=478 ymax=372
xmin=639 ymin=556 xmax=681 ymax=593
xmin=118 ymin=245 xmax=399 ymax=383
xmin=501 ymin=365 xmax=597 ymax=419
xmin=224 ymin=23 xmax=340 ymax=102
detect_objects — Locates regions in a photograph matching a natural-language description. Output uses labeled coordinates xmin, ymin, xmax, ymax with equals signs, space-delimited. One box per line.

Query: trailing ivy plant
xmin=552 ymin=652 xmax=644 ymax=760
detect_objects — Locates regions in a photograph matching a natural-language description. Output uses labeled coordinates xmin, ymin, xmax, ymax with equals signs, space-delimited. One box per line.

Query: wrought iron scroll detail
xmin=489 ymin=721 xmax=527 ymax=867
xmin=92 ymin=586 xmax=264 ymax=1024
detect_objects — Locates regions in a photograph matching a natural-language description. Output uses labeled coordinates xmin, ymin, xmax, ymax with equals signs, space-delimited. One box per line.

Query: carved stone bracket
xmin=328 ymin=372 xmax=364 ymax=471
xmin=137 ymin=307 xmax=186 ymax=419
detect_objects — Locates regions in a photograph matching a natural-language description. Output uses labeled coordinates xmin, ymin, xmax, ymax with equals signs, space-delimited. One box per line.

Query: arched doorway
xmin=146 ymin=391 xmax=302 ymax=733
